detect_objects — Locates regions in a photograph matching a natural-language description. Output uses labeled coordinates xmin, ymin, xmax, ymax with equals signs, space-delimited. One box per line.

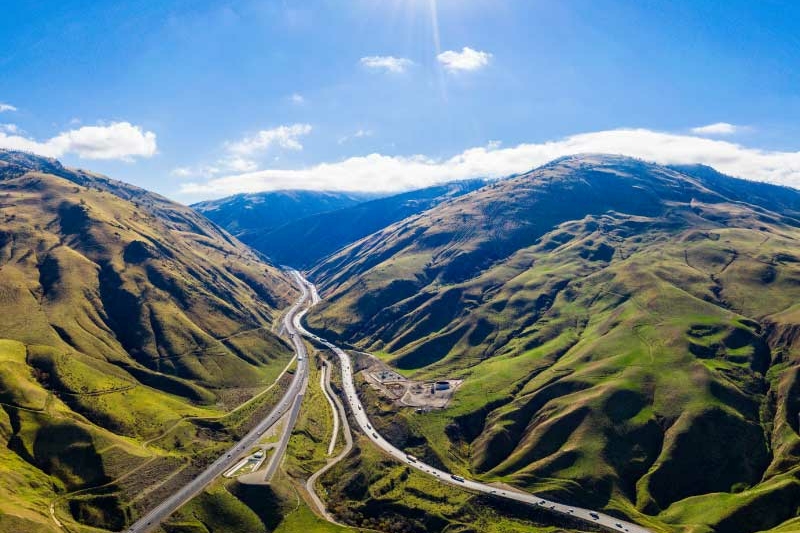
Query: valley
xmin=4 ymin=4 xmax=799 ymax=532
xmin=2 ymin=150 xmax=800 ymax=533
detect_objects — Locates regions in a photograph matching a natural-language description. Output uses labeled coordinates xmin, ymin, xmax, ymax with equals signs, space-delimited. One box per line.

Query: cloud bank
xmin=0 ymin=121 xmax=157 ymax=161
xmin=180 ymin=128 xmax=800 ymax=198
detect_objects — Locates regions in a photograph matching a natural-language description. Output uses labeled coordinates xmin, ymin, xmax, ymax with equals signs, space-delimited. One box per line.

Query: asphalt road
xmin=304 ymin=359 xmax=354 ymax=524
xmin=292 ymin=272 xmax=653 ymax=533
xmin=124 ymin=270 xmax=312 ymax=533
xmin=262 ymin=392 xmax=305 ymax=481
xmin=319 ymin=361 xmax=340 ymax=456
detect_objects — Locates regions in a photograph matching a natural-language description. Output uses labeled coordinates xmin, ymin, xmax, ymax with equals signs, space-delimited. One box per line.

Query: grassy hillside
xmin=306 ymin=155 xmax=800 ymax=533
xmin=0 ymin=150 xmax=298 ymax=532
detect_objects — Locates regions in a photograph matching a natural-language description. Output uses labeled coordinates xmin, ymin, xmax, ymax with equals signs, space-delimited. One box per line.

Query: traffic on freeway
xmin=292 ymin=272 xmax=652 ymax=533
xmin=125 ymin=271 xmax=312 ymax=533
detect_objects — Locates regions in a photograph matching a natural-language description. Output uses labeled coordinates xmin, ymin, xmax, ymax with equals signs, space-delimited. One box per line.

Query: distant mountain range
xmin=197 ymin=180 xmax=486 ymax=268
xmin=192 ymin=189 xmax=379 ymax=236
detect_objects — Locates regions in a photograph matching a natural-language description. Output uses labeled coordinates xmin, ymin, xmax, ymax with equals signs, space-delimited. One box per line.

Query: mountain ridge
xmin=304 ymin=154 xmax=800 ymax=533
xmin=0 ymin=149 xmax=298 ymax=531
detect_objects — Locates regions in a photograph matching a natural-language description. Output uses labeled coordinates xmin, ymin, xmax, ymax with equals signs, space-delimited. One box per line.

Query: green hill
xmin=0 ymin=150 xmax=297 ymax=532
xmin=305 ymin=154 xmax=800 ymax=533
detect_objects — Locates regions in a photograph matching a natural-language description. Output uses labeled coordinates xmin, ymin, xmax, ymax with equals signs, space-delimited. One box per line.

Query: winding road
xmin=292 ymin=272 xmax=653 ymax=533
xmin=124 ymin=270 xmax=312 ymax=533
xmin=305 ymin=358 xmax=354 ymax=523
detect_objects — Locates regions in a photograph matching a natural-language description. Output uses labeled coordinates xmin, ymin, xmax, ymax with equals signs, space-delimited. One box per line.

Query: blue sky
xmin=1 ymin=0 xmax=799 ymax=200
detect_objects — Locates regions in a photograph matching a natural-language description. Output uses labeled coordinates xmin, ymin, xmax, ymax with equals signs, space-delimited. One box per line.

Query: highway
xmin=292 ymin=272 xmax=653 ymax=533
xmin=262 ymin=392 xmax=304 ymax=482
xmin=124 ymin=270 xmax=312 ymax=533
xmin=304 ymin=358 xmax=354 ymax=523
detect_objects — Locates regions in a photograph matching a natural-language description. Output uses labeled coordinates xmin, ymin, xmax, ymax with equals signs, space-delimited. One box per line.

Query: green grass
xmin=306 ymin=156 xmax=800 ymax=533
xmin=0 ymin=153 xmax=298 ymax=533
xmin=286 ymin=349 xmax=336 ymax=477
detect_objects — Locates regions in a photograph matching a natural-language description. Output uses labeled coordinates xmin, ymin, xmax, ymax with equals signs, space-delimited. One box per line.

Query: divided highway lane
xmin=292 ymin=273 xmax=653 ymax=533
xmin=125 ymin=271 xmax=312 ymax=533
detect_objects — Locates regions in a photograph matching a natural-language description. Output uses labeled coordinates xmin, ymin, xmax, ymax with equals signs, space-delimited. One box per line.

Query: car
xmin=372 ymin=432 xmax=379 ymax=439
xmin=406 ymin=454 xmax=418 ymax=463
xmin=615 ymin=524 xmax=623 ymax=529
xmin=450 ymin=474 xmax=465 ymax=482
xmin=590 ymin=512 xmax=599 ymax=519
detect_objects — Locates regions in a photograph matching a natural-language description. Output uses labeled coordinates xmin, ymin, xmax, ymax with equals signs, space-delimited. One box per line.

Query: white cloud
xmin=171 ymin=167 xmax=194 ymax=178
xmin=217 ymin=123 xmax=312 ymax=174
xmin=226 ymin=123 xmax=312 ymax=156
xmin=691 ymin=122 xmax=740 ymax=136
xmin=290 ymin=93 xmax=305 ymax=105
xmin=0 ymin=103 xmax=17 ymax=113
xmin=222 ymin=155 xmax=259 ymax=172
xmin=0 ymin=124 xmax=19 ymax=134
xmin=338 ymin=129 xmax=373 ymax=144
xmin=360 ymin=56 xmax=414 ymax=74
xmin=172 ymin=124 xmax=312 ymax=179
xmin=437 ymin=47 xmax=492 ymax=72
xmin=180 ymin=128 xmax=800 ymax=198
xmin=0 ymin=121 xmax=157 ymax=161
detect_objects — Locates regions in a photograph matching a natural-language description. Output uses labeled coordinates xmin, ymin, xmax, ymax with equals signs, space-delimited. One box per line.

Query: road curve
xmin=319 ymin=361 xmax=340 ymax=456
xmin=292 ymin=272 xmax=653 ymax=533
xmin=124 ymin=271 xmax=312 ymax=533
xmin=304 ymin=359 xmax=354 ymax=523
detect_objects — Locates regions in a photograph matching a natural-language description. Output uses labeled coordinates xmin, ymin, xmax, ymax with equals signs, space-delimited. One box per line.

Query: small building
xmin=435 ymin=381 xmax=450 ymax=391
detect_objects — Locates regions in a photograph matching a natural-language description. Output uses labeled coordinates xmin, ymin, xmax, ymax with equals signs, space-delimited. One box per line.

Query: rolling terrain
xmin=0 ymin=150 xmax=298 ymax=532
xmin=305 ymin=154 xmax=800 ymax=533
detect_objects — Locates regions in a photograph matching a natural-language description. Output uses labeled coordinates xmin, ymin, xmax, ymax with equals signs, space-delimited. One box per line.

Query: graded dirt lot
xmin=358 ymin=353 xmax=462 ymax=409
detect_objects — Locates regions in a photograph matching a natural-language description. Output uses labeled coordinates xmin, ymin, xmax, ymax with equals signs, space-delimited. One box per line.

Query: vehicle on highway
xmin=406 ymin=454 xmax=418 ymax=463
xmin=590 ymin=512 xmax=600 ymax=519
xmin=450 ymin=474 xmax=465 ymax=482
xmin=372 ymin=432 xmax=379 ymax=439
